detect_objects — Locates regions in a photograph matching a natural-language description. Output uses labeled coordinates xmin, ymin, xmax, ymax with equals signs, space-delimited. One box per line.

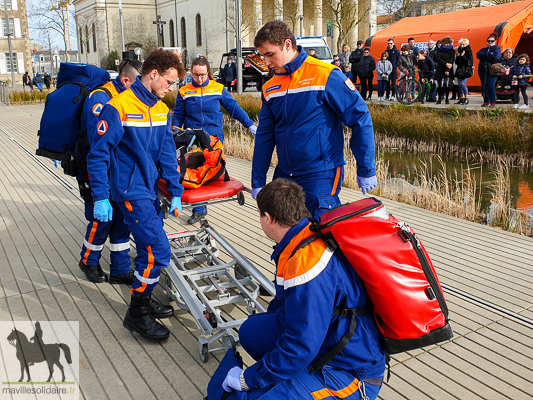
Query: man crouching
xmin=219 ymin=178 xmax=386 ymax=399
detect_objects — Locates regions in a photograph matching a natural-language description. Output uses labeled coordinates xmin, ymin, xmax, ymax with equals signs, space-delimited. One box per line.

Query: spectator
xmin=385 ymin=38 xmax=400 ymax=101
xmin=339 ymin=44 xmax=351 ymax=68
xmin=308 ymin=48 xmax=318 ymax=59
xmin=358 ymin=48 xmax=376 ymax=100
xmin=349 ymin=40 xmax=365 ymax=85
xmin=434 ymin=36 xmax=455 ymax=104
xmin=43 ymin=72 xmax=51 ymax=90
xmin=331 ymin=54 xmax=341 ymax=65
xmin=511 ymin=53 xmax=531 ymax=109
xmin=416 ymin=50 xmax=435 ymax=102
xmin=222 ymin=56 xmax=237 ymax=92
xmin=397 ymin=44 xmax=416 ymax=79
xmin=426 ymin=40 xmax=438 ymax=101
xmin=376 ymin=51 xmax=392 ymax=101
xmin=454 ymin=38 xmax=474 ymax=105
xmin=343 ymin=64 xmax=353 ymax=81
xmin=185 ymin=67 xmax=193 ymax=84
xmin=32 ymin=73 xmax=44 ymax=91
xmin=408 ymin=37 xmax=420 ymax=55
xmin=476 ymin=33 xmax=501 ymax=107
xmin=500 ymin=48 xmax=516 ymax=91
xmin=333 ymin=59 xmax=343 ymax=70
xmin=22 ymin=71 xmax=32 ymax=91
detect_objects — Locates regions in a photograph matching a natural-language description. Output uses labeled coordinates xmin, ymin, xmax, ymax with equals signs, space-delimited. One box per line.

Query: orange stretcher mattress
xmin=159 ymin=176 xmax=244 ymax=204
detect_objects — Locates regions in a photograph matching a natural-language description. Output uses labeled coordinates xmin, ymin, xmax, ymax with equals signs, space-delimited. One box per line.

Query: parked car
xmin=215 ymin=47 xmax=270 ymax=91
xmin=107 ymin=70 xmax=119 ymax=80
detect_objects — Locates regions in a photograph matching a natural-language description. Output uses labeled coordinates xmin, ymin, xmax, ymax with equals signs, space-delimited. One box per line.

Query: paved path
xmin=0 ymin=104 xmax=531 ymax=399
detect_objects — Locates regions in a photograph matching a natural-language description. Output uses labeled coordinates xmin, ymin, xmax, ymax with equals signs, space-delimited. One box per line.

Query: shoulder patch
xmin=97 ymin=120 xmax=108 ymax=135
xmin=92 ymin=103 xmax=104 ymax=116
xmin=344 ymin=78 xmax=356 ymax=91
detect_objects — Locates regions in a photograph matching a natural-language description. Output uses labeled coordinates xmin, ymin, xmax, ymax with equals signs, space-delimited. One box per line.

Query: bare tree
xmin=28 ymin=0 xmax=75 ymax=53
xmin=222 ymin=0 xmax=255 ymax=41
xmin=378 ymin=0 xmax=418 ymax=21
xmin=326 ymin=0 xmax=371 ymax=53
xmin=74 ymin=12 xmax=100 ymax=63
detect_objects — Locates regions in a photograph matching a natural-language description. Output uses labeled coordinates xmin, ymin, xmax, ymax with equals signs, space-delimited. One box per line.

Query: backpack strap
xmin=288 ymin=234 xmax=321 ymax=259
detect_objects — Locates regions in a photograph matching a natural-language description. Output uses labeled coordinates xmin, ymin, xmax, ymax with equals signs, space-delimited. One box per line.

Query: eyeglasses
xmin=192 ymin=73 xmax=208 ymax=78
xmin=159 ymin=74 xmax=176 ymax=87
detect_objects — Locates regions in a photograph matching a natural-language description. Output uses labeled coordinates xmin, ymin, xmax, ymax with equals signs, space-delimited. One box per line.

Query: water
xmin=383 ymin=151 xmax=533 ymax=214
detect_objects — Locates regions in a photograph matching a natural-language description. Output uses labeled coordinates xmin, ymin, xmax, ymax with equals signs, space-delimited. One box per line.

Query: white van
xmin=296 ymin=36 xmax=334 ymax=64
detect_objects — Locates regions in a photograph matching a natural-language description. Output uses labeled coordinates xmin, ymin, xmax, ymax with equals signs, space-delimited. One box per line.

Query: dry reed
xmin=9 ymin=89 xmax=51 ymax=104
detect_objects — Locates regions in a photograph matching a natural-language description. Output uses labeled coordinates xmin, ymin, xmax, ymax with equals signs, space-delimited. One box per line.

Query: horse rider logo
xmin=6 ymin=322 xmax=73 ymax=382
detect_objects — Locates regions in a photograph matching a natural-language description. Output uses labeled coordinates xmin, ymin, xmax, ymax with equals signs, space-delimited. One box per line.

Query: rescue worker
xmin=251 ymin=20 xmax=377 ymax=219
xmin=171 ymin=56 xmax=257 ymax=224
xmin=87 ymin=49 xmax=185 ymax=341
xmin=220 ymin=178 xmax=386 ymax=399
xmin=78 ymin=59 xmax=143 ymax=285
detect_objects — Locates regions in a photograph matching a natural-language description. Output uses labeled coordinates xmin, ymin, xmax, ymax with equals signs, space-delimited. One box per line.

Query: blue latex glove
xmin=170 ymin=197 xmax=182 ymax=217
xmin=248 ymin=125 xmax=257 ymax=136
xmin=222 ymin=366 xmax=244 ymax=392
xmin=94 ymin=199 xmax=113 ymax=222
xmin=251 ymin=187 xmax=262 ymax=200
xmin=357 ymin=176 xmax=378 ymax=195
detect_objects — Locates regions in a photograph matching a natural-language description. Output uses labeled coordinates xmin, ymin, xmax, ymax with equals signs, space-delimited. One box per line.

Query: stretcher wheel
xmin=225 ymin=335 xmax=236 ymax=351
xmin=237 ymin=191 xmax=245 ymax=206
xmin=200 ymin=344 xmax=209 ymax=363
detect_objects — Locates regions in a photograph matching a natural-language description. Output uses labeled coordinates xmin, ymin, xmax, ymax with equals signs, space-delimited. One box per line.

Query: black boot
xmin=109 ymin=270 xmax=135 ymax=285
xmin=187 ymin=207 xmax=208 ymax=224
xmin=149 ymin=296 xmax=174 ymax=319
xmin=436 ymin=97 xmax=442 ymax=105
xmin=455 ymin=98 xmax=464 ymax=105
xmin=463 ymin=98 xmax=469 ymax=105
xmin=123 ymin=295 xmax=170 ymax=341
xmin=79 ymin=260 xmax=108 ymax=283
xmin=445 ymin=93 xmax=450 ymax=105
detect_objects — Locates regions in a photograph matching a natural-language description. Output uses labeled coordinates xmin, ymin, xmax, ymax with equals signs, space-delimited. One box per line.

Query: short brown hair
xmin=142 ymin=48 xmax=185 ymax=79
xmin=517 ymin=53 xmax=530 ymax=64
xmin=417 ymin=50 xmax=425 ymax=56
xmin=442 ymin=36 xmax=453 ymax=45
xmin=381 ymin=51 xmax=389 ymax=59
xmin=256 ymin=178 xmax=310 ymax=227
xmin=254 ymin=20 xmax=297 ymax=50
xmin=401 ymin=44 xmax=410 ymax=52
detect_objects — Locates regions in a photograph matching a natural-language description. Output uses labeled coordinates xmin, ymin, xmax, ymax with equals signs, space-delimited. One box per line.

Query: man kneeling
xmin=220 ymin=178 xmax=386 ymax=399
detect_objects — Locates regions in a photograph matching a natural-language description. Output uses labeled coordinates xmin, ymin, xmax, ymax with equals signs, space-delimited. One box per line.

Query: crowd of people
xmin=329 ymin=34 xmax=531 ymax=108
xmin=22 ymin=71 xmax=52 ymax=92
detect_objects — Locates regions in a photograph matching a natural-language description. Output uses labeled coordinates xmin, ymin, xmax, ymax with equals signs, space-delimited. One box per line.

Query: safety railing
xmin=0 ymin=80 xmax=10 ymax=105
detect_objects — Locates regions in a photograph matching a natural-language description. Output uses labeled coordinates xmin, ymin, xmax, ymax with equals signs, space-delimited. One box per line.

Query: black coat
xmin=434 ymin=46 xmax=455 ymax=81
xmin=455 ymin=45 xmax=473 ymax=69
xmin=349 ymin=48 xmax=364 ymax=74
xmin=427 ymin=47 xmax=437 ymax=61
xmin=357 ymin=55 xmax=376 ymax=78
xmin=501 ymin=55 xmax=517 ymax=69
xmin=417 ymin=57 xmax=435 ymax=80
xmin=386 ymin=45 xmax=401 ymax=81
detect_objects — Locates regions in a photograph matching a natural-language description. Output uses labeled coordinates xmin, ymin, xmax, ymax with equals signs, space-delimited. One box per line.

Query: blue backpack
xmin=36 ymin=62 xmax=110 ymax=176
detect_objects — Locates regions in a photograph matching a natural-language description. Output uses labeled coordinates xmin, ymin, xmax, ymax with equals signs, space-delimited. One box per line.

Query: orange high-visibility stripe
xmin=311 ymin=378 xmax=361 ymax=400
xmin=82 ymin=221 xmax=99 ymax=265
xmin=132 ymin=246 xmax=154 ymax=294
xmin=331 ymin=166 xmax=341 ymax=196
xmin=125 ymin=201 xmax=133 ymax=212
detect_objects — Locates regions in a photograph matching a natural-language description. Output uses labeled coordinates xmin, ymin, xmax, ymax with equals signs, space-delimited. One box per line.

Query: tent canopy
xmin=367 ymin=0 xmax=533 ymax=87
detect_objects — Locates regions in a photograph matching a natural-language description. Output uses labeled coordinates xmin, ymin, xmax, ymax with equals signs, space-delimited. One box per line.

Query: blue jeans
xmin=458 ymin=78 xmax=469 ymax=95
xmin=479 ymin=69 xmax=497 ymax=103
xmin=377 ymin=80 xmax=387 ymax=97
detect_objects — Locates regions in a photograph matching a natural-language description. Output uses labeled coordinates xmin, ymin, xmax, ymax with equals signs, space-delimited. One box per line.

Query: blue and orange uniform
xmin=252 ymin=48 xmax=376 ymax=218
xmin=172 ymin=77 xmax=254 ymax=217
xmin=79 ymin=78 xmax=131 ymax=277
xmin=238 ymin=217 xmax=386 ymax=399
xmin=87 ymin=77 xmax=184 ymax=295
xmin=171 ymin=77 xmax=254 ymax=144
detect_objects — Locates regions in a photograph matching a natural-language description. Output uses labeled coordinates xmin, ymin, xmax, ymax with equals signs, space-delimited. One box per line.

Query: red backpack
xmin=299 ymin=197 xmax=453 ymax=373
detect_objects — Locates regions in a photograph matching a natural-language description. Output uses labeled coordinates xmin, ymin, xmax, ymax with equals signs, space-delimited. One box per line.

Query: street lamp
xmin=3 ymin=0 xmax=16 ymax=88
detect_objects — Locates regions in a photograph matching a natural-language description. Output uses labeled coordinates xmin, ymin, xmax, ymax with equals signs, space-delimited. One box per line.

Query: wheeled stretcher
xmin=158 ymin=176 xmax=275 ymax=362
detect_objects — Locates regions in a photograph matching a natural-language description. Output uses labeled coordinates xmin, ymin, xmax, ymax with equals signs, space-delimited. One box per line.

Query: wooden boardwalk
xmin=0 ymin=103 xmax=532 ymax=399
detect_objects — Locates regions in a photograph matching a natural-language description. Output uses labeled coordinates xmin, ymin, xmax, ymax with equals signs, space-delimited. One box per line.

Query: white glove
xmin=248 ymin=125 xmax=257 ymax=136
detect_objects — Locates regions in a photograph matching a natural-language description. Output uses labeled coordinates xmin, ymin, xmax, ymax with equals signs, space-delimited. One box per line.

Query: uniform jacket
xmin=510 ymin=63 xmax=531 ymax=86
xmin=434 ymin=45 xmax=456 ymax=81
xmin=171 ymin=78 xmax=253 ymax=143
xmin=243 ymin=218 xmax=386 ymax=390
xmin=417 ymin=57 xmax=435 ymax=80
xmin=349 ymin=48 xmax=365 ymax=74
xmin=476 ymin=45 xmax=502 ymax=72
xmin=376 ymin=60 xmax=393 ymax=81
xmin=87 ymin=77 xmax=184 ymax=203
xmin=252 ymin=48 xmax=376 ymax=188
xmin=357 ymin=55 xmax=376 ymax=78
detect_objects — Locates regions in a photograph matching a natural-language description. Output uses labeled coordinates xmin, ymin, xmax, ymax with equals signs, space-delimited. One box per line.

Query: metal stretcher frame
xmin=158 ymin=181 xmax=275 ymax=362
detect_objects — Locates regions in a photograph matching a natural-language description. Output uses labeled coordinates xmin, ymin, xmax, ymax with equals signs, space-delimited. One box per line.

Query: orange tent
xmin=366 ymin=0 xmax=533 ymax=87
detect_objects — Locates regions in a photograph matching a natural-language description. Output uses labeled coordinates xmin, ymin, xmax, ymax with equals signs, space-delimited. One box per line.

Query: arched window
xmin=79 ymin=27 xmax=84 ymax=54
xmin=92 ymin=23 xmax=97 ymax=52
xmin=169 ymin=20 xmax=175 ymax=47
xmin=195 ymin=14 xmax=202 ymax=47
xmin=181 ymin=17 xmax=187 ymax=48
xmin=85 ymin=26 xmax=90 ymax=53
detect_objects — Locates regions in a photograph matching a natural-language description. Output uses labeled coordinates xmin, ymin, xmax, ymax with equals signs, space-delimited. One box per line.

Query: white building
xmin=73 ymin=0 xmax=377 ymax=70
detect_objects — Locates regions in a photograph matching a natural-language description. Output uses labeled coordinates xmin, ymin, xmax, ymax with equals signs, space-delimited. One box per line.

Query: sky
xmin=26 ymin=0 xmax=78 ymax=50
